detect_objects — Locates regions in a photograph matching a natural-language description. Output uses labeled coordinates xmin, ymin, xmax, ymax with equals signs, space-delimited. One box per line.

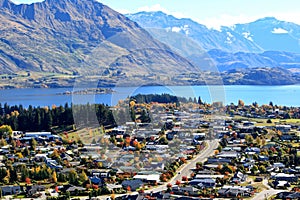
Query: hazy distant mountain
xmin=127 ymin=11 xmax=300 ymax=54
xmin=126 ymin=11 xmax=263 ymax=53
xmin=222 ymin=67 xmax=300 ymax=85
xmin=207 ymin=49 xmax=300 ymax=71
xmin=0 ymin=0 xmax=197 ymax=80
xmin=127 ymin=11 xmax=300 ymax=72
xmin=233 ymin=17 xmax=300 ymax=53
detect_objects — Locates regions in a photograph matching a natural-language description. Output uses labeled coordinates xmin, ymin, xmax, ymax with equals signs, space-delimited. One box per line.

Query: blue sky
xmin=11 ymin=0 xmax=300 ymax=29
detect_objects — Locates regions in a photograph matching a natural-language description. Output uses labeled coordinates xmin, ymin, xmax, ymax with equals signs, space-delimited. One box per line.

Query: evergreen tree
xmin=58 ymin=172 xmax=67 ymax=182
xmin=0 ymin=103 xmax=3 ymax=116
xmin=139 ymin=110 xmax=151 ymax=123
xmin=44 ymin=111 xmax=53 ymax=131
xmin=21 ymin=166 xmax=30 ymax=182
xmin=0 ymin=167 xmax=7 ymax=181
xmin=193 ymin=97 xmax=197 ymax=104
xmin=9 ymin=168 xmax=18 ymax=183
xmin=23 ymin=146 xmax=30 ymax=157
xmin=198 ymin=96 xmax=203 ymax=105
xmin=68 ymin=169 xmax=78 ymax=185
xmin=34 ymin=109 xmax=42 ymax=130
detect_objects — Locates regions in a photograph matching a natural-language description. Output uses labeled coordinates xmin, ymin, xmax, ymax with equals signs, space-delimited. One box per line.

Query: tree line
xmin=130 ymin=93 xmax=204 ymax=106
xmin=0 ymin=103 xmax=116 ymax=133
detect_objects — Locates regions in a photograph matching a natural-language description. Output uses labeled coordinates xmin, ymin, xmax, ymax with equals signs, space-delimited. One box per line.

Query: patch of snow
xmin=224 ymin=32 xmax=234 ymax=44
xmin=166 ymin=25 xmax=190 ymax=35
xmin=183 ymin=25 xmax=190 ymax=35
xmin=271 ymin=28 xmax=289 ymax=34
xmin=225 ymin=37 xmax=232 ymax=44
xmin=227 ymin=32 xmax=233 ymax=38
xmin=242 ymin=32 xmax=253 ymax=41
xmin=171 ymin=27 xmax=182 ymax=33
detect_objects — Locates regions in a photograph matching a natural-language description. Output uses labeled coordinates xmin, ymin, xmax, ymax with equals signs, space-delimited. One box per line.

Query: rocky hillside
xmin=0 ymin=0 xmax=197 ymax=79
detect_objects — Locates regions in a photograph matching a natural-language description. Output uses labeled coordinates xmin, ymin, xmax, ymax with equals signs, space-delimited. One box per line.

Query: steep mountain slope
xmin=0 ymin=0 xmax=197 ymax=79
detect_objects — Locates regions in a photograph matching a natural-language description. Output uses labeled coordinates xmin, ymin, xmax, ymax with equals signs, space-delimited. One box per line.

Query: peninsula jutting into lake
xmin=57 ymin=88 xmax=115 ymax=95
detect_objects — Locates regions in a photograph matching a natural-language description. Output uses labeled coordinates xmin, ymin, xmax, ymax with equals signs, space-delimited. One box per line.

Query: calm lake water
xmin=1 ymin=85 xmax=300 ymax=107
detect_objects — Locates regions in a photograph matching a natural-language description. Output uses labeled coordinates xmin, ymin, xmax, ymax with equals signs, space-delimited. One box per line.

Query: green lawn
xmin=232 ymin=116 xmax=300 ymax=126
xmin=63 ymin=127 xmax=104 ymax=144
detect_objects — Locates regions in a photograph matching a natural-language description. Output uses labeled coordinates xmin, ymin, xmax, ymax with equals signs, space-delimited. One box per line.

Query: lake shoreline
xmin=1 ymin=85 xmax=300 ymax=108
xmin=1 ymin=83 xmax=300 ymax=90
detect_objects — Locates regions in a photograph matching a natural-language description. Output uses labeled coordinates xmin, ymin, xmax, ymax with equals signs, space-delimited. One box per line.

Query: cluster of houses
xmin=1 ymin=101 xmax=300 ymax=199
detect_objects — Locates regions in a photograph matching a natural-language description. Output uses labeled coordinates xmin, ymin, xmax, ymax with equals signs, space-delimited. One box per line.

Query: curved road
xmin=99 ymin=139 xmax=219 ymax=200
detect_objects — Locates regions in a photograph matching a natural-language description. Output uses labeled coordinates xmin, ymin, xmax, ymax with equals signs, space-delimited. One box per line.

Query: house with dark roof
xmin=206 ymin=158 xmax=232 ymax=164
xmin=218 ymin=187 xmax=252 ymax=198
xmin=286 ymin=192 xmax=300 ymax=199
xmin=172 ymin=186 xmax=199 ymax=196
xmin=230 ymin=171 xmax=247 ymax=184
xmin=65 ymin=185 xmax=86 ymax=196
xmin=89 ymin=176 xmax=105 ymax=186
xmin=121 ymin=179 xmax=144 ymax=191
xmin=189 ymin=178 xmax=216 ymax=188
xmin=272 ymin=180 xmax=290 ymax=189
xmin=271 ymin=173 xmax=298 ymax=183
xmin=276 ymin=192 xmax=299 ymax=199
xmin=0 ymin=186 xmax=22 ymax=196
xmin=26 ymin=185 xmax=45 ymax=197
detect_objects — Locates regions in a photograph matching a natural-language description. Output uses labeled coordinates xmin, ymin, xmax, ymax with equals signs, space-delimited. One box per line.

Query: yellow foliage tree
xmin=129 ymin=101 xmax=136 ymax=108
xmin=16 ymin=152 xmax=23 ymax=159
xmin=52 ymin=171 xmax=57 ymax=183
xmin=79 ymin=171 xmax=88 ymax=182
xmin=0 ymin=125 xmax=13 ymax=138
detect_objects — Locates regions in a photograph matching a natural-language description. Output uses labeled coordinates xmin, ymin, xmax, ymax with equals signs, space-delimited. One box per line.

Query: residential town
xmin=0 ymin=95 xmax=300 ymax=200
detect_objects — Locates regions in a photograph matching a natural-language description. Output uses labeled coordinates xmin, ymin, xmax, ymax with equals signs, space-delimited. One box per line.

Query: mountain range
xmin=127 ymin=11 xmax=300 ymax=72
xmin=0 ymin=0 xmax=198 ymax=87
xmin=1 ymin=0 xmax=300 ymax=87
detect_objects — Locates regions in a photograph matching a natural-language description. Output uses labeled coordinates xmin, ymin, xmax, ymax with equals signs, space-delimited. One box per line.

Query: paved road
xmin=170 ymin=139 xmax=219 ymax=184
xmin=98 ymin=139 xmax=219 ymax=200
xmin=251 ymin=178 xmax=286 ymax=200
xmin=252 ymin=189 xmax=285 ymax=200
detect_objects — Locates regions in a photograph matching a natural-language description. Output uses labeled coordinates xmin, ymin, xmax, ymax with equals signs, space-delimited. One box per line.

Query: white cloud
xmin=271 ymin=28 xmax=289 ymax=34
xmin=194 ymin=12 xmax=300 ymax=30
xmin=196 ymin=14 xmax=264 ymax=30
xmin=270 ymin=12 xmax=300 ymax=25
xmin=11 ymin=0 xmax=44 ymax=4
xmin=137 ymin=4 xmax=186 ymax=19
xmin=137 ymin=4 xmax=168 ymax=13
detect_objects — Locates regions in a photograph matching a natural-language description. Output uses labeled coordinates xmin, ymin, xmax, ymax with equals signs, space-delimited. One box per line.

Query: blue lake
xmin=0 ymin=85 xmax=300 ymax=107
